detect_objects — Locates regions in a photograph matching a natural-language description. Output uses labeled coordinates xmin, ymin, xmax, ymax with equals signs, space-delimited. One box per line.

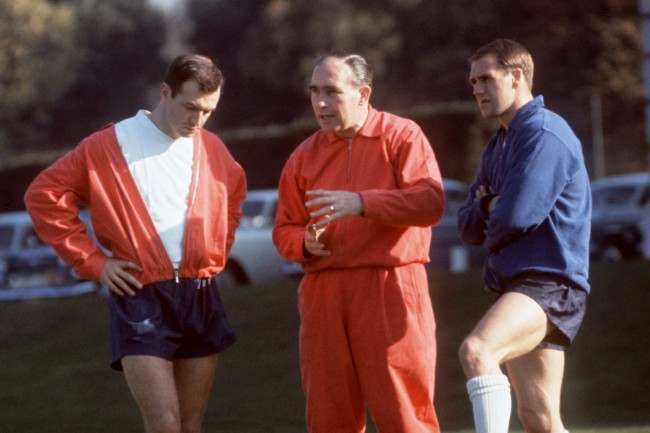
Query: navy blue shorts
xmin=108 ymin=276 xmax=236 ymax=371
xmin=498 ymin=274 xmax=588 ymax=351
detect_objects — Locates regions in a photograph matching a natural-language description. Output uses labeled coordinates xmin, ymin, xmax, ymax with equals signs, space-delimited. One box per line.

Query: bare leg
xmin=122 ymin=354 xmax=219 ymax=433
xmin=174 ymin=355 xmax=219 ymax=433
xmin=459 ymin=292 xmax=549 ymax=377
xmin=458 ymin=292 xmax=550 ymax=433
xmin=506 ymin=348 xmax=565 ymax=433
xmin=122 ymin=355 xmax=181 ymax=433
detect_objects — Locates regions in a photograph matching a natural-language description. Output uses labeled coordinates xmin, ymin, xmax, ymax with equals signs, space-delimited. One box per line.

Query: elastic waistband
xmin=143 ymin=275 xmax=218 ymax=291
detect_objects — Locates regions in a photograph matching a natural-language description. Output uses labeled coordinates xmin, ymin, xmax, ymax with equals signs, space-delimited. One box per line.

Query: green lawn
xmin=0 ymin=261 xmax=648 ymax=432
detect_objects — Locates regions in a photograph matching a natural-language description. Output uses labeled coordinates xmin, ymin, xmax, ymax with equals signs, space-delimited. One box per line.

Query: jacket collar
xmin=501 ymin=95 xmax=544 ymax=134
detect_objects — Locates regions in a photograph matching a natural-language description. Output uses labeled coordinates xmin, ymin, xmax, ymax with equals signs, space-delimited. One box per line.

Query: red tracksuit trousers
xmin=298 ymin=263 xmax=440 ymax=433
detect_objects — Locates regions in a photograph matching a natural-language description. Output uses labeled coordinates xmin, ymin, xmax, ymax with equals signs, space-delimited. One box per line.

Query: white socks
xmin=466 ymin=374 xmax=511 ymax=433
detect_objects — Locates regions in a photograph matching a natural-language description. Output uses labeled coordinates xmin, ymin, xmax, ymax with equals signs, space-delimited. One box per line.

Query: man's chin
xmin=479 ymin=109 xmax=498 ymax=120
xmin=317 ymin=123 xmax=336 ymax=133
xmin=179 ymin=128 xmax=198 ymax=137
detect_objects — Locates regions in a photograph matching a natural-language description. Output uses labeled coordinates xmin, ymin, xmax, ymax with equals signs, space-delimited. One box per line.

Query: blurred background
xmin=0 ymin=0 xmax=646 ymax=198
xmin=1 ymin=1 xmax=649 ymax=432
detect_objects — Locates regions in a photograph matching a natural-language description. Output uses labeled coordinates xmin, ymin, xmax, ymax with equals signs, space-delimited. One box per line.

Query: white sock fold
xmin=466 ymin=374 xmax=511 ymax=433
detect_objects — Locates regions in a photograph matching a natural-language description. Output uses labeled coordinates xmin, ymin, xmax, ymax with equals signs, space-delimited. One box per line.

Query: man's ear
xmin=359 ymin=85 xmax=372 ymax=105
xmin=511 ymin=67 xmax=523 ymax=89
xmin=161 ymin=82 xmax=172 ymax=99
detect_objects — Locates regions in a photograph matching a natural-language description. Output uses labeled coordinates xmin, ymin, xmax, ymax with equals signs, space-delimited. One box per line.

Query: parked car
xmin=590 ymin=172 xmax=650 ymax=261
xmin=428 ymin=178 xmax=485 ymax=273
xmin=218 ymin=189 xmax=288 ymax=288
xmin=0 ymin=210 xmax=93 ymax=289
xmin=0 ymin=211 xmax=37 ymax=259
xmin=1 ymin=192 xmax=287 ymax=292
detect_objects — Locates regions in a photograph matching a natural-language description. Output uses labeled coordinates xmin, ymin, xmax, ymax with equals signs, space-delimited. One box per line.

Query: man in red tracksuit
xmin=25 ymin=54 xmax=246 ymax=433
xmin=273 ymin=54 xmax=445 ymax=433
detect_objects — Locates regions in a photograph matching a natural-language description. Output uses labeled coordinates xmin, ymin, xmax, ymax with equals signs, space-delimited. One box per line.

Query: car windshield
xmin=242 ymin=200 xmax=265 ymax=218
xmin=592 ymin=186 xmax=637 ymax=208
xmin=0 ymin=225 xmax=14 ymax=251
xmin=240 ymin=198 xmax=274 ymax=228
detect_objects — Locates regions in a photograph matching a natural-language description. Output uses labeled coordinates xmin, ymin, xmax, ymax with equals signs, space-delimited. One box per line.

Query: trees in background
xmin=0 ymin=0 xmax=167 ymax=154
xmin=0 ymin=0 xmax=77 ymax=153
xmin=188 ymin=0 xmax=641 ymax=113
xmin=48 ymin=0 xmax=167 ymax=148
xmin=0 ymin=0 xmax=644 ymax=176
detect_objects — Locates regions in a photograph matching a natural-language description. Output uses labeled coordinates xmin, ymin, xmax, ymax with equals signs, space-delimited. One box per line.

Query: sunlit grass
xmin=0 ymin=261 xmax=648 ymax=432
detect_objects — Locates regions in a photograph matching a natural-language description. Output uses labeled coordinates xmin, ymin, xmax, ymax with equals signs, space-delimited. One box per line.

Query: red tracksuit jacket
xmin=273 ymin=106 xmax=444 ymax=271
xmin=24 ymin=125 xmax=246 ymax=285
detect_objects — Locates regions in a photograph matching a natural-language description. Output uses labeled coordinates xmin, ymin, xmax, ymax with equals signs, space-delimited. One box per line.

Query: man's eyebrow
xmin=309 ymin=84 xmax=341 ymax=92
xmin=185 ymin=101 xmax=214 ymax=112
xmin=469 ymin=73 xmax=491 ymax=83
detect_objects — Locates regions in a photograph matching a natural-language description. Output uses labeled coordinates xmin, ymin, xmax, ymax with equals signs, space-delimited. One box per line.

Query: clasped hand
xmin=302 ymin=189 xmax=363 ymax=256
xmin=476 ymin=185 xmax=499 ymax=212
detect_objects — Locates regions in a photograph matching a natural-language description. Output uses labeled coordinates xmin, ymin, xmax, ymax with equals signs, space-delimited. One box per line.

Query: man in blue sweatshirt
xmin=458 ymin=39 xmax=591 ymax=433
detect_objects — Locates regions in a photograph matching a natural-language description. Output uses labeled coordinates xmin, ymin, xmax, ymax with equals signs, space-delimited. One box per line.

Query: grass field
xmin=0 ymin=261 xmax=649 ymax=433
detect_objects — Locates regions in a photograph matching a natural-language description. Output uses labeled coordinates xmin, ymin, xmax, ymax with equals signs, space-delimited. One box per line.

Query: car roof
xmin=245 ymin=189 xmax=278 ymax=200
xmin=592 ymin=172 xmax=650 ymax=190
xmin=244 ymin=180 xmax=467 ymax=199
xmin=442 ymin=178 xmax=466 ymax=191
xmin=0 ymin=210 xmax=91 ymax=226
xmin=0 ymin=211 xmax=33 ymax=225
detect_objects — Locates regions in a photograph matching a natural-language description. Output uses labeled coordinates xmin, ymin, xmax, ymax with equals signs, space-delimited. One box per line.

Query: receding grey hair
xmin=314 ymin=53 xmax=373 ymax=87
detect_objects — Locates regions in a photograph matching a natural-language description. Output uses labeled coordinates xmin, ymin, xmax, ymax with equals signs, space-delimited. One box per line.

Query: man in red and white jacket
xmin=25 ymin=54 xmax=246 ymax=433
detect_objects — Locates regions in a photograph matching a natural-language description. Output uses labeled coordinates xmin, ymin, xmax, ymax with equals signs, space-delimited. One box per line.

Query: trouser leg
xmin=348 ymin=265 xmax=440 ymax=433
xmin=298 ymin=274 xmax=366 ymax=433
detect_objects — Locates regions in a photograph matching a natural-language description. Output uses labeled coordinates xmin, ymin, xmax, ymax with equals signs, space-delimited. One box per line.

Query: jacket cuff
xmin=76 ymin=251 xmax=108 ymax=281
xmin=358 ymin=190 xmax=379 ymax=219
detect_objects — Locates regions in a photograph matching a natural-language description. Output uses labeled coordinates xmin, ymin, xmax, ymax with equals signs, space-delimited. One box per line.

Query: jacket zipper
xmin=346 ymin=138 xmax=353 ymax=184
xmin=339 ymin=138 xmax=353 ymax=253
xmin=175 ymin=134 xmax=202 ymax=284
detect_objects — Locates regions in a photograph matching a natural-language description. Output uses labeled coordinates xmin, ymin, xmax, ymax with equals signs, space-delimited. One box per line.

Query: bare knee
xmin=145 ymin=412 xmax=181 ymax=433
xmin=180 ymin=416 xmax=204 ymax=433
xmin=459 ymin=336 xmax=498 ymax=377
xmin=518 ymin=405 xmax=554 ymax=433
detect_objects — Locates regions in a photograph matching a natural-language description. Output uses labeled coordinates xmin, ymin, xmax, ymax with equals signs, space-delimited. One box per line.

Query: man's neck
xmin=148 ymin=106 xmax=179 ymax=139
xmin=334 ymin=106 xmax=369 ymax=139
xmin=499 ymin=93 xmax=533 ymax=130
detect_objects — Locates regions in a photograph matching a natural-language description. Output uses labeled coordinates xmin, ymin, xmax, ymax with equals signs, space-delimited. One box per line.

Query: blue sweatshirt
xmin=458 ymin=96 xmax=591 ymax=293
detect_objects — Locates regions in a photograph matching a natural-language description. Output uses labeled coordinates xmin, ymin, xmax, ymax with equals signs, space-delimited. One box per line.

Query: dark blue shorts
xmin=108 ymin=276 xmax=236 ymax=371
xmin=499 ymin=274 xmax=588 ymax=351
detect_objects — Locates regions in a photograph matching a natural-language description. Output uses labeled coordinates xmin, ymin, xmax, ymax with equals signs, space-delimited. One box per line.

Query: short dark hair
xmin=469 ymin=39 xmax=534 ymax=89
xmin=315 ymin=53 xmax=373 ymax=87
xmin=164 ymin=54 xmax=224 ymax=97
